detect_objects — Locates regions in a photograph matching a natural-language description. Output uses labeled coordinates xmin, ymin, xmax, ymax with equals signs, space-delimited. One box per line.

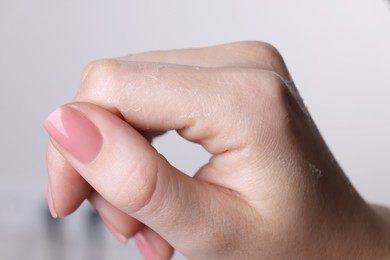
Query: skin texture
xmin=45 ymin=41 xmax=390 ymax=259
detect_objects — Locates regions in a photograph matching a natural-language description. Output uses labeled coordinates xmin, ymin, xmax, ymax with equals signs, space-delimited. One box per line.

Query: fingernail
xmin=44 ymin=106 xmax=103 ymax=164
xmin=99 ymin=214 xmax=128 ymax=244
xmin=47 ymin=184 xmax=58 ymax=218
xmin=134 ymin=232 xmax=160 ymax=260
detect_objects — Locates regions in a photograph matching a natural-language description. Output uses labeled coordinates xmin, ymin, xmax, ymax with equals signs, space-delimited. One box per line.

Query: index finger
xmin=47 ymin=41 xmax=289 ymax=217
xmin=121 ymin=41 xmax=289 ymax=78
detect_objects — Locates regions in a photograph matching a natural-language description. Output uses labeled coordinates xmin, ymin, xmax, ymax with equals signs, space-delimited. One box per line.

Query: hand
xmin=45 ymin=41 xmax=390 ymax=259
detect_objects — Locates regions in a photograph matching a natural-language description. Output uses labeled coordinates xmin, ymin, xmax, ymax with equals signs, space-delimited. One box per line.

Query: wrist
xmin=310 ymin=167 xmax=390 ymax=259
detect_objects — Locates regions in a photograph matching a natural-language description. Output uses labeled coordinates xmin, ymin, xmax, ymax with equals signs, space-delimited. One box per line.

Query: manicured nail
xmin=47 ymin=184 xmax=58 ymax=218
xmin=134 ymin=232 xmax=160 ymax=260
xmin=99 ymin=214 xmax=128 ymax=244
xmin=44 ymin=106 xmax=103 ymax=164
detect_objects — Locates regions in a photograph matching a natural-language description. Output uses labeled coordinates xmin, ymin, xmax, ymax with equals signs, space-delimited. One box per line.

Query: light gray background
xmin=1 ymin=0 xmax=389 ymax=259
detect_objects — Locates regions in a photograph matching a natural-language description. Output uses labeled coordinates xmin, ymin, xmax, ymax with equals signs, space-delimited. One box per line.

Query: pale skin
xmin=45 ymin=41 xmax=390 ymax=259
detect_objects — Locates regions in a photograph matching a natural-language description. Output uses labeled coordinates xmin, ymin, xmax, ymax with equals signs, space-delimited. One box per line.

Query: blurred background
xmin=1 ymin=0 xmax=389 ymax=259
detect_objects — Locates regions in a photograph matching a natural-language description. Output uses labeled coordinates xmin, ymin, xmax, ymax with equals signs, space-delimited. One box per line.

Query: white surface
xmin=1 ymin=0 xmax=389 ymax=259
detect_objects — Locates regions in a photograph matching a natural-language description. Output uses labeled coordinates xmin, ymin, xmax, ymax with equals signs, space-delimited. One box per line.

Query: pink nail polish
xmin=99 ymin=214 xmax=128 ymax=244
xmin=134 ymin=232 xmax=160 ymax=260
xmin=44 ymin=107 xmax=102 ymax=164
xmin=47 ymin=184 xmax=58 ymax=218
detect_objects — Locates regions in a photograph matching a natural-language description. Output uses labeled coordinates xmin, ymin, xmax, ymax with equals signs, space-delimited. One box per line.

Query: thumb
xmin=44 ymin=102 xmax=248 ymax=258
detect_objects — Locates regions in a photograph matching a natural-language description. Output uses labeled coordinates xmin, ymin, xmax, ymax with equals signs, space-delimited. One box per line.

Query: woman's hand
xmin=45 ymin=41 xmax=390 ymax=259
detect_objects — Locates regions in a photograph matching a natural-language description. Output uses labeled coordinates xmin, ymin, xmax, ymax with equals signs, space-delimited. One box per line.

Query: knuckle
xmin=234 ymin=41 xmax=282 ymax=60
xmin=229 ymin=41 xmax=287 ymax=73
xmin=257 ymin=42 xmax=282 ymax=59
xmin=258 ymin=42 xmax=286 ymax=72
xmin=230 ymin=40 xmax=269 ymax=52
xmin=81 ymin=59 xmax=120 ymax=82
xmin=79 ymin=59 xmax=122 ymax=96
